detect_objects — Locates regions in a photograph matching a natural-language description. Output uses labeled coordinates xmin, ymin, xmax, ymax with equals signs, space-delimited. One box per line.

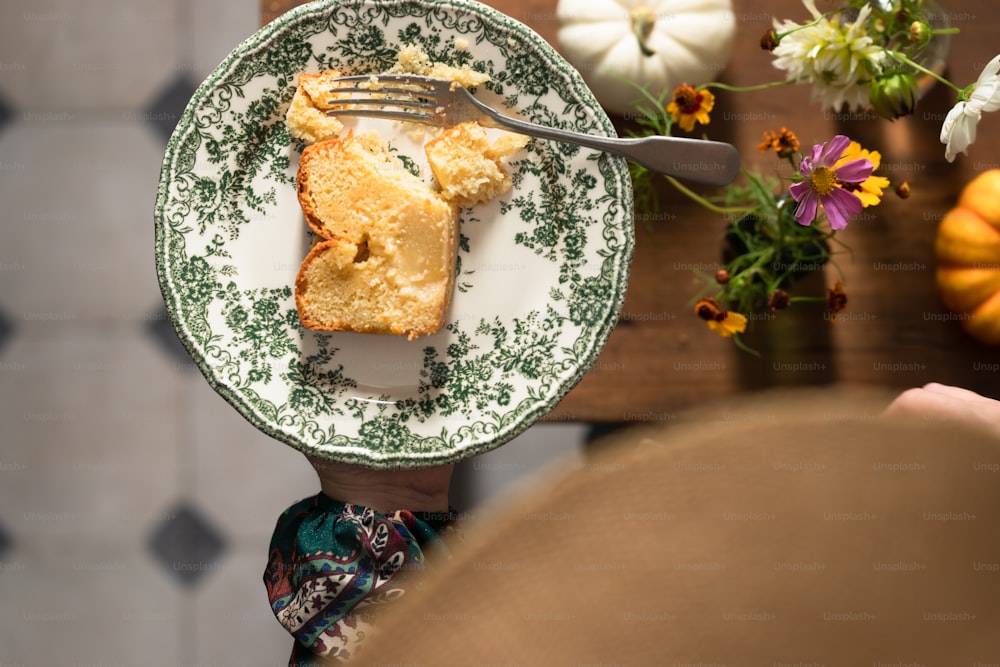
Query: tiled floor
xmin=0 ymin=1 xmax=590 ymax=663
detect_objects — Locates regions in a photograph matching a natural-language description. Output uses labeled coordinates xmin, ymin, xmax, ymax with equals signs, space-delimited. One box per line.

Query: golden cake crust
xmin=294 ymin=132 xmax=459 ymax=339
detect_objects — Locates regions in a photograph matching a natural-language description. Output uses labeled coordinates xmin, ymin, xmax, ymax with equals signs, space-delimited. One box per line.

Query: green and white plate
xmin=154 ymin=0 xmax=634 ymax=469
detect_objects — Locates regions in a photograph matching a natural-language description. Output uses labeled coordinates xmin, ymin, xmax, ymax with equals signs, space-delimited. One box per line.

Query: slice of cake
xmin=425 ymin=121 xmax=528 ymax=208
xmin=286 ymin=70 xmax=348 ymax=144
xmin=294 ymin=131 xmax=459 ymax=339
xmin=390 ymin=45 xmax=491 ymax=89
xmin=288 ymin=55 xmax=528 ymax=340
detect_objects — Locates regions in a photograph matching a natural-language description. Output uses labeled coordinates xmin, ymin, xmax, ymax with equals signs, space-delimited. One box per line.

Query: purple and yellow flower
xmin=834 ymin=141 xmax=889 ymax=208
xmin=788 ymin=135 xmax=873 ymax=230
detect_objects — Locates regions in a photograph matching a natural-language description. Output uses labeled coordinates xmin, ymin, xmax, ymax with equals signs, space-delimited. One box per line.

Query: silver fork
xmin=325 ymin=74 xmax=740 ymax=187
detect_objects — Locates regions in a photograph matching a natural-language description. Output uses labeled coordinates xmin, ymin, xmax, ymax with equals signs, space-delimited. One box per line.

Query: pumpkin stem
xmin=630 ymin=5 xmax=657 ymax=57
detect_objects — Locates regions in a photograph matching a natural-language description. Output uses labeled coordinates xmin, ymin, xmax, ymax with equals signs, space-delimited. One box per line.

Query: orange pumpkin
xmin=935 ymin=170 xmax=1000 ymax=344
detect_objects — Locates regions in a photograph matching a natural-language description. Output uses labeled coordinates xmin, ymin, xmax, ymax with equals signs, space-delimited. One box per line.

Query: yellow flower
xmin=667 ymin=85 xmax=715 ymax=132
xmin=695 ymin=298 xmax=748 ymax=338
xmin=709 ymin=311 xmax=748 ymax=337
xmin=835 ymin=141 xmax=889 ymax=207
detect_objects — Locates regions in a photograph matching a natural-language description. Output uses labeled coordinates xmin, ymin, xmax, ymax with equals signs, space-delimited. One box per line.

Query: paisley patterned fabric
xmin=264 ymin=493 xmax=457 ymax=664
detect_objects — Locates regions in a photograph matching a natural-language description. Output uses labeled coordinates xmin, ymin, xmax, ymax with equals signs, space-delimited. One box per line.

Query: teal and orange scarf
xmin=264 ymin=493 xmax=458 ymax=665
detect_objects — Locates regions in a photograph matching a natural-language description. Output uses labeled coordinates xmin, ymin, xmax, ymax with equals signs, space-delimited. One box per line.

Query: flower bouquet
xmin=626 ymin=0 xmax=1000 ymax=354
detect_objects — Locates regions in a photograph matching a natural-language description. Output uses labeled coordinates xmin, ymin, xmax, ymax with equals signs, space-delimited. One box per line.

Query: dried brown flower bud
xmin=759 ymin=29 xmax=779 ymax=52
xmin=695 ymin=298 xmax=723 ymax=322
xmin=827 ymin=282 xmax=848 ymax=315
xmin=895 ymin=181 xmax=912 ymax=199
xmin=715 ymin=269 xmax=730 ymax=284
xmin=768 ymin=289 xmax=791 ymax=311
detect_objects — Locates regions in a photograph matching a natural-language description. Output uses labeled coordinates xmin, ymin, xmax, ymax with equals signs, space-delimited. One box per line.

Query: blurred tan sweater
xmin=348 ymin=387 xmax=1000 ymax=666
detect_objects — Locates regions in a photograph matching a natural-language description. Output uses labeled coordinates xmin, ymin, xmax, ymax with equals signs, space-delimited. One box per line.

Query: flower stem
xmin=732 ymin=334 xmax=761 ymax=358
xmin=774 ymin=13 xmax=831 ymax=42
xmin=700 ymin=80 xmax=796 ymax=94
xmin=664 ymin=174 xmax=753 ymax=216
xmin=886 ymin=49 xmax=963 ymax=94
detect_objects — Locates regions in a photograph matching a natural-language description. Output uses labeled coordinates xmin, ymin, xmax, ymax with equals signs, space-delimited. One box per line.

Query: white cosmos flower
xmin=771 ymin=1 xmax=885 ymax=112
xmin=941 ymin=55 xmax=1000 ymax=162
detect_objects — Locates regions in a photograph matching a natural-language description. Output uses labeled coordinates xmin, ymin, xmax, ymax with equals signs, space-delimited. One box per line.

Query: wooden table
xmin=262 ymin=0 xmax=1000 ymax=422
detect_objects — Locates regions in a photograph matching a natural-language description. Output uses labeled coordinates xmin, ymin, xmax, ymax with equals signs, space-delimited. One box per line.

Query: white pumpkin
xmin=556 ymin=0 xmax=737 ymax=116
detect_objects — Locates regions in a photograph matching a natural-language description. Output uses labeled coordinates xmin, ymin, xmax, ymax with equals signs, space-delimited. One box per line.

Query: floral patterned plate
xmin=154 ymin=0 xmax=634 ymax=469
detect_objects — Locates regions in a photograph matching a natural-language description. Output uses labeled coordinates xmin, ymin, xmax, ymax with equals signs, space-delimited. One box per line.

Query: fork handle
xmin=478 ymin=112 xmax=740 ymax=187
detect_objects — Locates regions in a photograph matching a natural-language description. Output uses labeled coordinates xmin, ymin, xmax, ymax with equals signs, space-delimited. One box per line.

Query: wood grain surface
xmin=261 ymin=0 xmax=1000 ymax=422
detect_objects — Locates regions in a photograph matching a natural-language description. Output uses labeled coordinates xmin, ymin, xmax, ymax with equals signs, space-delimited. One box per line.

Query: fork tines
xmin=328 ymin=74 xmax=451 ymax=90
xmin=323 ymin=74 xmax=452 ymax=123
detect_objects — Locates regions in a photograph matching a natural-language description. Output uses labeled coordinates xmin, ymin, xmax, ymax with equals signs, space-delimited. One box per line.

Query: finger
xmin=884 ymin=385 xmax=1000 ymax=440
xmin=921 ymin=382 xmax=991 ymax=403
xmin=922 ymin=383 xmax=1000 ymax=422
xmin=883 ymin=386 xmax=977 ymax=421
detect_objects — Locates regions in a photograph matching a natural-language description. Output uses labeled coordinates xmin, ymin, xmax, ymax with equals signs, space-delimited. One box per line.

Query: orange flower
xmin=758 ymin=127 xmax=800 ymax=158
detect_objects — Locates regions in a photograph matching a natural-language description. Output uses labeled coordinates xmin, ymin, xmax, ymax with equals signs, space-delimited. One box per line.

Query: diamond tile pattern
xmin=0 ymin=120 xmax=167 ymax=323
xmin=146 ymin=305 xmax=196 ymax=370
xmin=0 ymin=91 xmax=12 ymax=135
xmin=143 ymin=73 xmax=200 ymax=143
xmin=148 ymin=503 xmax=227 ymax=587
xmin=0 ymin=0 xmax=180 ymax=112
xmin=0 ymin=521 xmax=11 ymax=562
xmin=0 ymin=0 xmax=591 ymax=663
xmin=0 ymin=306 xmax=13 ymax=357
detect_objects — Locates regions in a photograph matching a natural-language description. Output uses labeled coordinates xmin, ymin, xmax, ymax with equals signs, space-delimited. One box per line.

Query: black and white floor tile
xmin=0 ymin=1 xmax=593 ymax=663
